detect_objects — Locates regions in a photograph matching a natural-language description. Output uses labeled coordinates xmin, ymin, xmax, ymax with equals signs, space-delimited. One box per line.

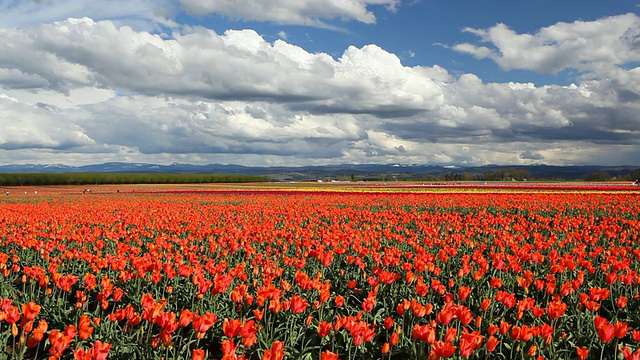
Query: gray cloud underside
xmin=1 ymin=14 xmax=639 ymax=166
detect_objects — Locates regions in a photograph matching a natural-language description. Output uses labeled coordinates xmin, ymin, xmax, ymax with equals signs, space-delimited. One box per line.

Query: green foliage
xmin=481 ymin=168 xmax=532 ymax=181
xmin=0 ymin=173 xmax=270 ymax=186
xmin=584 ymin=172 xmax=612 ymax=182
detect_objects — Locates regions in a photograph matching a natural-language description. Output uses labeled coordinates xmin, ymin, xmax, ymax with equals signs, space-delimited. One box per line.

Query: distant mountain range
xmin=0 ymin=162 xmax=638 ymax=181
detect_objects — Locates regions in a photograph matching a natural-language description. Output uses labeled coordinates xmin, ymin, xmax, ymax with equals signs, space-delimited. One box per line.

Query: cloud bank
xmin=1 ymin=8 xmax=639 ymax=166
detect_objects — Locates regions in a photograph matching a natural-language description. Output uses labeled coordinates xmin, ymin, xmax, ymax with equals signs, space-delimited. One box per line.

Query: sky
xmin=1 ymin=0 xmax=640 ymax=167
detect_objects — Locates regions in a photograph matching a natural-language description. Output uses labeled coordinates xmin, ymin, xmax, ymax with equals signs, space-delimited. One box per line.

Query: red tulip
xmin=576 ymin=346 xmax=588 ymax=360
xmin=597 ymin=324 xmax=615 ymax=343
xmin=321 ymin=350 xmax=339 ymax=360
xmin=223 ymin=318 xmax=242 ymax=338
xmin=486 ymin=336 xmax=499 ymax=352
xmin=290 ymin=295 xmax=308 ymax=314
xmin=261 ymin=341 xmax=285 ymax=360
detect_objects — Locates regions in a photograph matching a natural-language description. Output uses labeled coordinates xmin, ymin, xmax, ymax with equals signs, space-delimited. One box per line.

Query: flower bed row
xmin=1 ymin=191 xmax=639 ymax=359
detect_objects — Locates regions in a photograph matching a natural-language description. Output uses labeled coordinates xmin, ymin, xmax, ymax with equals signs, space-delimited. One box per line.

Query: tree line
xmin=0 ymin=173 xmax=270 ymax=186
xmin=584 ymin=170 xmax=640 ymax=182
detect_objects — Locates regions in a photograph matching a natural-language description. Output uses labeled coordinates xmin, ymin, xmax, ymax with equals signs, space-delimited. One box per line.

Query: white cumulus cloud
xmin=454 ymin=13 xmax=640 ymax=75
xmin=0 ymin=18 xmax=445 ymax=115
xmin=179 ymin=0 xmax=399 ymax=25
xmin=0 ymin=13 xmax=639 ymax=166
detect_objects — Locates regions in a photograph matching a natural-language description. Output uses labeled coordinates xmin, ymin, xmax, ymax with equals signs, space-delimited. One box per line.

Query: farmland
xmin=1 ymin=183 xmax=639 ymax=359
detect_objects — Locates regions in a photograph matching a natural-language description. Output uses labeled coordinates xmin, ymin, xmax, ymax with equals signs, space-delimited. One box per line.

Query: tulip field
xmin=1 ymin=183 xmax=640 ymax=359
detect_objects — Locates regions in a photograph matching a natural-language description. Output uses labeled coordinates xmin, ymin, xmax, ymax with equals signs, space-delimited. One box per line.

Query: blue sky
xmin=1 ymin=0 xmax=639 ymax=166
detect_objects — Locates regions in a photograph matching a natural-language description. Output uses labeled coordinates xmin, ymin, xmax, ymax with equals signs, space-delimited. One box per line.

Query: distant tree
xmin=511 ymin=169 xmax=531 ymax=181
xmin=584 ymin=172 xmax=612 ymax=182
xmin=482 ymin=170 xmax=503 ymax=181
xmin=0 ymin=173 xmax=269 ymax=186
xmin=625 ymin=169 xmax=640 ymax=182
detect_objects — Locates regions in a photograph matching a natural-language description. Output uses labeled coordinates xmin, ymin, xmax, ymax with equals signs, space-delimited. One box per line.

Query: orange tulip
xmin=486 ymin=336 xmax=499 ymax=352
xmin=192 ymin=349 xmax=205 ymax=360
xmin=223 ymin=318 xmax=242 ymax=338
xmin=22 ymin=302 xmax=41 ymax=322
xmin=193 ymin=313 xmax=217 ymax=337
xmin=321 ymin=350 xmax=339 ymax=360
xmin=78 ymin=314 xmax=94 ymax=340
xmin=261 ymin=341 xmax=285 ymax=360
xmin=92 ymin=340 xmax=112 ymax=360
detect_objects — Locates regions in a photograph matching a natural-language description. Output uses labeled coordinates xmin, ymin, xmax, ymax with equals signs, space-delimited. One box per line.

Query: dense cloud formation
xmin=0 ymin=3 xmax=639 ymax=166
